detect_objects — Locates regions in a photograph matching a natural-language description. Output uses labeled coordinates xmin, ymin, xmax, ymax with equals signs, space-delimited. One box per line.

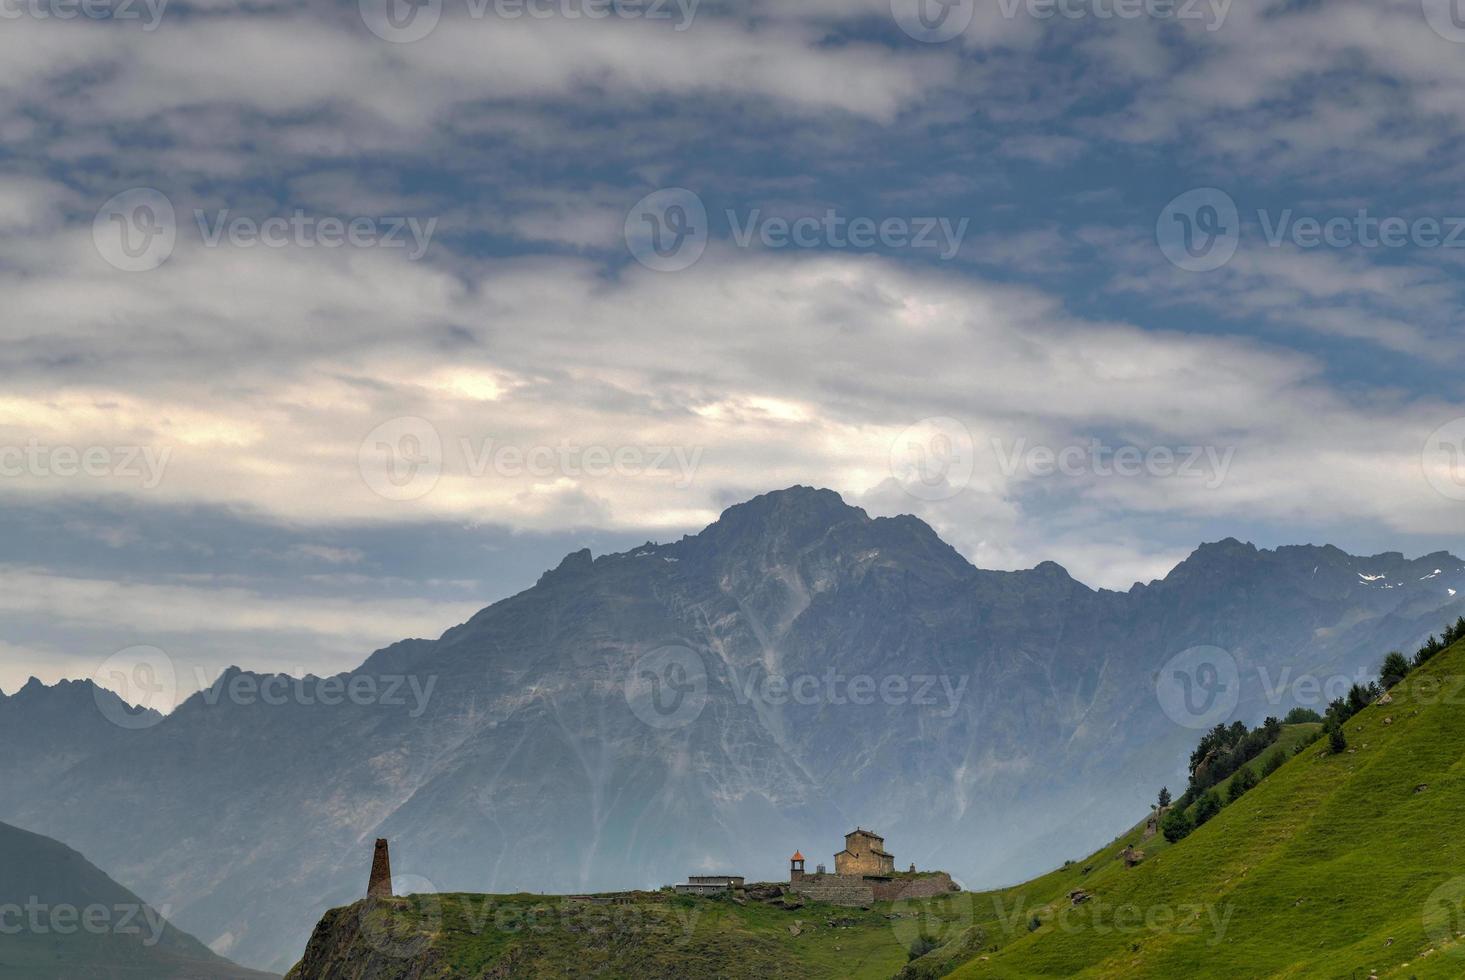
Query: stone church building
xmin=834 ymin=828 xmax=895 ymax=876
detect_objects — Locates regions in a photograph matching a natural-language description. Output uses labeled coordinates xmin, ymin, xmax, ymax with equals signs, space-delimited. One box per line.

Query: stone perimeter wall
xmin=789 ymin=872 xmax=957 ymax=906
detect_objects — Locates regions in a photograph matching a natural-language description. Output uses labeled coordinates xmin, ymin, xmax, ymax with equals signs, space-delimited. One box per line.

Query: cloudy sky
xmin=4 ymin=0 xmax=1465 ymax=697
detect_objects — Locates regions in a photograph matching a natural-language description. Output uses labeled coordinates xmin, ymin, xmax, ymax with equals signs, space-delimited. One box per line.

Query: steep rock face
xmin=3 ymin=487 xmax=1462 ymax=972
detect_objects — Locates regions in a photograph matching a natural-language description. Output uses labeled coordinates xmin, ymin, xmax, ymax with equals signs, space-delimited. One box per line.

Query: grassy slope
xmin=935 ymin=640 xmax=1465 ymax=979
xmin=288 ymin=890 xmax=975 ymax=979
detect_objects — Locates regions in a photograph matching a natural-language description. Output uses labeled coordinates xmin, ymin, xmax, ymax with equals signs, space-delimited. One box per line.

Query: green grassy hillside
xmin=926 ymin=638 xmax=1465 ymax=979
xmin=285 ymin=888 xmax=976 ymax=979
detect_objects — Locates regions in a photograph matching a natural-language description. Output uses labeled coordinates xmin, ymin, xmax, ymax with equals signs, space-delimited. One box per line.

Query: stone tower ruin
xmin=368 ymin=838 xmax=393 ymax=899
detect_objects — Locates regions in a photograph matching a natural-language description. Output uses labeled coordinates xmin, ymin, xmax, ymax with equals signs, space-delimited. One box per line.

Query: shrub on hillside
xmin=1380 ymin=651 xmax=1410 ymax=689
xmin=1228 ymin=766 xmax=1258 ymax=802
xmin=1261 ymin=749 xmax=1286 ymax=776
xmin=1194 ymin=791 xmax=1223 ymax=826
xmin=1283 ymin=707 xmax=1323 ymax=724
xmin=1161 ymin=808 xmax=1194 ymax=843
xmin=1328 ymin=723 xmax=1347 ymax=755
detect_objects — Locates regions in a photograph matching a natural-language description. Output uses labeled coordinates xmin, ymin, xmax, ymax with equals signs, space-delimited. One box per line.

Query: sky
xmin=4 ymin=0 xmax=1465 ymax=697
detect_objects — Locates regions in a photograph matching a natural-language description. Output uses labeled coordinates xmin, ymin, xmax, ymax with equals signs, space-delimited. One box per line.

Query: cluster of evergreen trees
xmin=1156 ymin=616 xmax=1465 ymax=844
xmin=1159 ymin=716 xmax=1285 ymax=843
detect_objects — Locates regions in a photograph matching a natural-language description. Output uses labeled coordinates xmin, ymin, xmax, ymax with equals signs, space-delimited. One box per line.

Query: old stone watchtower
xmin=367 ymin=838 xmax=393 ymax=898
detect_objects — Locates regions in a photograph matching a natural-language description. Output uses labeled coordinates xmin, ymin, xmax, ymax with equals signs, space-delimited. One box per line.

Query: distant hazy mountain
xmin=3 ymin=487 xmax=1461 ymax=972
xmin=0 ymin=820 xmax=275 ymax=979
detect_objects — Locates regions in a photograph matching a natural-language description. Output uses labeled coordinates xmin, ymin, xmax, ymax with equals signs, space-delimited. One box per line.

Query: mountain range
xmin=2 ymin=486 xmax=1462 ymax=972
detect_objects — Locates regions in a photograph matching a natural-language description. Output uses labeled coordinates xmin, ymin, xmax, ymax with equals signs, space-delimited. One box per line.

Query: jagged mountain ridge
xmin=3 ymin=487 xmax=1462 ymax=972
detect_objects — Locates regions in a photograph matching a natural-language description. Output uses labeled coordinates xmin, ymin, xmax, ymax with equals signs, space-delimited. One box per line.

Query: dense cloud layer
xmin=2 ymin=0 xmax=1464 ymax=695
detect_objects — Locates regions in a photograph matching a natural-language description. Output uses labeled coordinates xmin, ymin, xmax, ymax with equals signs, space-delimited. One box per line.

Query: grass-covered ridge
xmin=928 ymin=634 xmax=1465 ymax=978
xmin=285 ymin=887 xmax=980 ymax=979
